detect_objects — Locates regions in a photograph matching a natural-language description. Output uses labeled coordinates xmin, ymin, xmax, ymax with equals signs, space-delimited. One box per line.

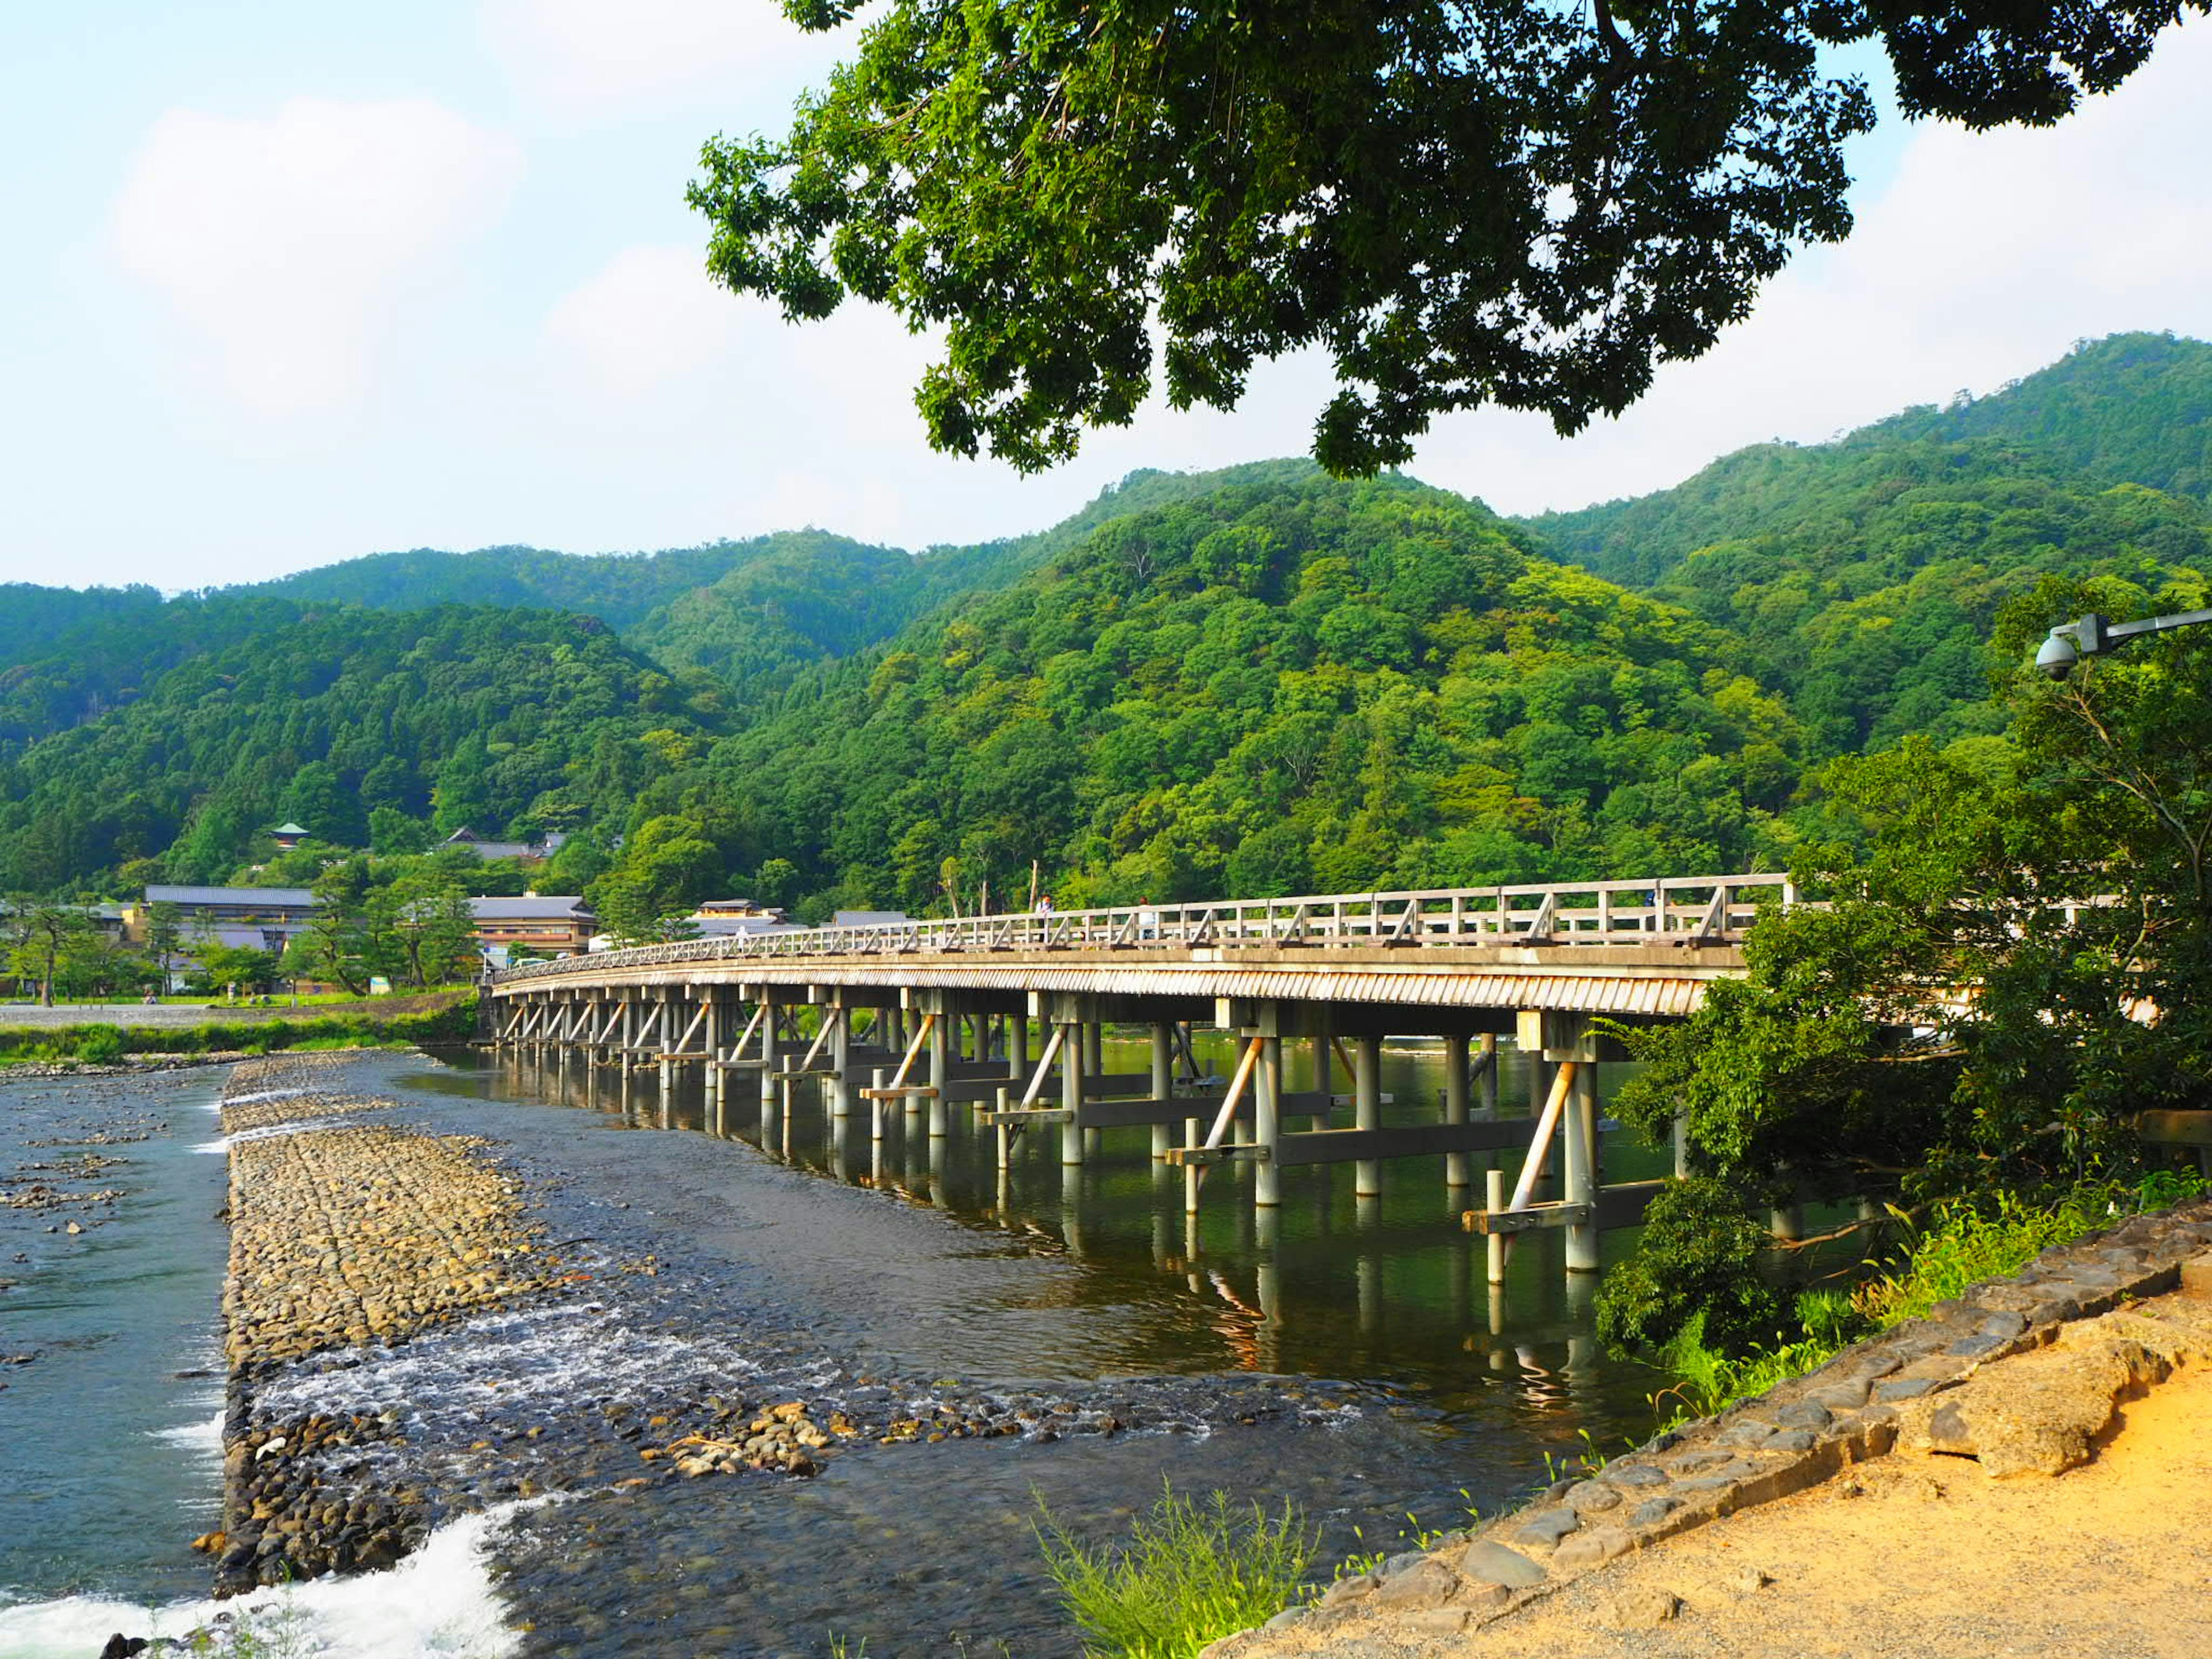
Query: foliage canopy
xmin=690 ymin=3 xmax=2199 ymax=474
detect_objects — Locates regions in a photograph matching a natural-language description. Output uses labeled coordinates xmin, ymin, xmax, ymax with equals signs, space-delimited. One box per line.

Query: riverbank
xmin=0 ymin=993 xmax=478 ymax=1071
xmin=1205 ymin=1196 xmax=2212 ymax=1656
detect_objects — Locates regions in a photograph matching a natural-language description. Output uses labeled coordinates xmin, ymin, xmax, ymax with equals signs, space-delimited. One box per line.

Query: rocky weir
xmin=209 ymin=1053 xmax=555 ymax=1589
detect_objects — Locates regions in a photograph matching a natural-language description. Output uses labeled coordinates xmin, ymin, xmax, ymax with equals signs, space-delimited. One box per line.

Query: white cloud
xmin=481 ymin=0 xmax=833 ymax=108
xmin=1415 ymin=20 xmax=2212 ymax=515
xmin=111 ymin=98 xmax=521 ymax=416
xmin=545 ymin=244 xmax=740 ymax=398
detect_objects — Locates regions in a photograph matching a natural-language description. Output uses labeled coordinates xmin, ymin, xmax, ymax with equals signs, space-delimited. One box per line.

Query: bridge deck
xmin=491 ymin=874 xmax=1787 ymax=1015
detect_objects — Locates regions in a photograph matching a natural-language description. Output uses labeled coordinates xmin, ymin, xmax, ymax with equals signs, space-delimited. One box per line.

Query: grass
xmin=0 ymin=993 xmax=478 ymax=1065
xmin=1035 ymin=1483 xmax=1317 ymax=1659
xmin=1649 ymin=1168 xmax=2210 ymax=1429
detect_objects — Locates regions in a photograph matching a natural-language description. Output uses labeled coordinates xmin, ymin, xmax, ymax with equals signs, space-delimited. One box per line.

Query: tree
xmin=588 ymin=815 xmax=723 ymax=942
xmin=693 ymin=1 xmax=2199 ymax=475
xmin=1597 ymin=574 xmax=2212 ymax=1354
xmin=387 ymin=869 xmax=479 ymax=988
xmin=5 ymin=899 xmax=92 ymax=1006
xmin=192 ymin=942 xmax=278 ymax=999
xmin=290 ymin=862 xmax=375 ymax=995
xmin=145 ymin=900 xmax=184 ymax=993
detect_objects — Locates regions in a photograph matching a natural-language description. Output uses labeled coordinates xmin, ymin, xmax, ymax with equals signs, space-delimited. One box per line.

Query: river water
xmin=0 ymin=1040 xmax=1674 ymax=1658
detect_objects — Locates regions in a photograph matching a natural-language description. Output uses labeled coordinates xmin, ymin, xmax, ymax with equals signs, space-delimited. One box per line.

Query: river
xmin=0 ymin=1040 xmax=1672 ymax=1657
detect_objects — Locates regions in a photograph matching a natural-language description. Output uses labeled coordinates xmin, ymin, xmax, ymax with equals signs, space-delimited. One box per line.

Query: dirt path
xmin=1452 ymin=1355 xmax=2212 ymax=1659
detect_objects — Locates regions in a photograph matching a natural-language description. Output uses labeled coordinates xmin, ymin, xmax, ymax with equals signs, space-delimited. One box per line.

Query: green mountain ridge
xmin=1 ymin=336 xmax=2207 ymax=914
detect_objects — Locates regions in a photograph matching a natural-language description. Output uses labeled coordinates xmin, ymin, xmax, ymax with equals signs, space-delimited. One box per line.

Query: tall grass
xmin=1035 ymin=1483 xmax=1316 ymax=1659
xmin=1650 ymin=1169 xmax=2208 ymax=1429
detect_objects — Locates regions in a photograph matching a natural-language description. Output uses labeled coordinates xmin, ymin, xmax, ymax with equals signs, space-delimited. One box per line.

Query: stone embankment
xmin=1207 ymin=1196 xmax=2212 ymax=1656
xmin=209 ymin=1052 xmax=551 ymax=1590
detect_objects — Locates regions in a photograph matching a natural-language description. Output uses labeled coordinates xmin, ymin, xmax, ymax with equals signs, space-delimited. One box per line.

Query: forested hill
xmin=1517 ymin=334 xmax=2212 ymax=755
xmin=1526 ymin=334 xmax=2212 ymax=586
xmin=3 ymin=335 xmax=2210 ymax=915
xmin=235 ymin=463 xmax=1290 ymax=693
xmin=688 ymin=471 xmax=1804 ymax=914
xmin=0 ymin=602 xmax=721 ymax=892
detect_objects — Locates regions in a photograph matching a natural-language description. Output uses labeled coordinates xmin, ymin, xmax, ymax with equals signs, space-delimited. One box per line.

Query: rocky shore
xmin=2 ymin=1051 xmax=257 ymax=1080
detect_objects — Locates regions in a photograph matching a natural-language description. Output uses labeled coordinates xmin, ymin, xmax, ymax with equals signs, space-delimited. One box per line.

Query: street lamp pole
xmin=2035 ymin=608 xmax=2212 ymax=679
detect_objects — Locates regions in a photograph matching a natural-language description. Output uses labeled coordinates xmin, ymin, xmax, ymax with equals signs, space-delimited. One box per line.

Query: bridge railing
xmin=493 ymin=873 xmax=1796 ymax=985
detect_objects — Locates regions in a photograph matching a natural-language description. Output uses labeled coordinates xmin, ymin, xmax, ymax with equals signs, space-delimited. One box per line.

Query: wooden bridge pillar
xmin=928 ymin=1001 xmax=951 ymax=1139
xmin=1149 ymin=1024 xmax=1175 ymax=1160
xmin=827 ymin=997 xmax=853 ymax=1120
xmin=1254 ymin=1032 xmax=1283 ymax=1208
xmin=1353 ymin=1034 xmax=1383 ymax=1198
xmin=759 ymin=991 xmax=782 ymax=1134
xmin=1443 ymin=1033 xmax=1471 ymax=1191
xmin=1060 ymin=1020 xmax=1085 ymax=1166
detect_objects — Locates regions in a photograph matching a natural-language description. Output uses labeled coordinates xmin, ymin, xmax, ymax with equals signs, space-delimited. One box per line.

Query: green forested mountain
xmin=0 ymin=603 xmax=720 ymax=892
xmin=1872 ymin=332 xmax=2212 ymax=503
xmin=244 ymin=541 xmax=764 ymax=628
xmin=2 ymin=335 xmax=2208 ymax=920
xmin=1522 ymin=335 xmax=2212 ymax=755
xmin=679 ymin=471 xmax=1806 ymax=916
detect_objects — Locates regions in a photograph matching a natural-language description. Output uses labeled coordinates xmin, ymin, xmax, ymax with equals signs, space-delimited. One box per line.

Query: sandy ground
xmin=1449 ymin=1360 xmax=2212 ymax=1659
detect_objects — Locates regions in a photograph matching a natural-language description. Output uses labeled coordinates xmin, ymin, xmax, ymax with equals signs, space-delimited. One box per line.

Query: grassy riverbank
xmin=0 ymin=990 xmax=476 ymax=1065
xmin=1648 ymin=1170 xmax=2211 ymax=1429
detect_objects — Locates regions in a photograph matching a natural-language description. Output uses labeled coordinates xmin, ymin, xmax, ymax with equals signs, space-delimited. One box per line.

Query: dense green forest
xmin=2 ymin=334 xmax=2209 ymax=928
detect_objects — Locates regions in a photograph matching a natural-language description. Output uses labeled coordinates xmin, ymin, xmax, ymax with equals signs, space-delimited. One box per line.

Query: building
xmin=441 ymin=827 xmax=571 ymax=862
xmin=268 ymin=822 xmax=310 ymax=852
xmin=471 ymin=895 xmax=595 ymax=965
xmin=128 ymin=885 xmax=324 ymax=955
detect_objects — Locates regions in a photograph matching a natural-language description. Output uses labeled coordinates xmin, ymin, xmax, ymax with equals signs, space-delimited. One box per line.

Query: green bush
xmin=1036 ymin=1483 xmax=1316 ymax=1659
xmin=1645 ymin=1171 xmax=2210 ymax=1428
xmin=1594 ymin=1176 xmax=1789 ymax=1358
xmin=74 ymin=1024 xmax=125 ymax=1064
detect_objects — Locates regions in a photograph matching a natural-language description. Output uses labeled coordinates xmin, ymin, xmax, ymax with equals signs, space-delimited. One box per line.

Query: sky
xmin=1 ymin=3 xmax=2207 ymax=590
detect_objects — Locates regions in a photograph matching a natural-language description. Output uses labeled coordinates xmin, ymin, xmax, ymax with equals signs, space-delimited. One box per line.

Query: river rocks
xmin=1563 ymin=1479 xmax=1622 ymax=1514
xmin=1896 ymin=1294 xmax=2212 ymax=1477
xmin=1459 ymin=1540 xmax=1546 ymax=1589
xmin=1604 ymin=1586 xmax=1681 ymax=1628
xmin=1517 ymin=1506 xmax=1580 ymax=1546
xmin=1552 ymin=1524 xmax=1632 ymax=1569
xmin=1369 ymin=1558 xmax=1457 ymax=1609
xmin=214 ymin=1056 xmax=553 ymax=1592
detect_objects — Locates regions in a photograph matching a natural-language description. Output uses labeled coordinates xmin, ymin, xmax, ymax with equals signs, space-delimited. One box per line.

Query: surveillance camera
xmin=2035 ymin=629 xmax=2078 ymax=680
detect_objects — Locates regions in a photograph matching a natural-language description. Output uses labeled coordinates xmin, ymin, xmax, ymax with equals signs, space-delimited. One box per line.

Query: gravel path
xmin=1440 ymin=1349 xmax=2212 ymax=1658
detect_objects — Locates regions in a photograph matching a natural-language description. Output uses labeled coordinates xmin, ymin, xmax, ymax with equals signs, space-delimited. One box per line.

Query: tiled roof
xmin=471 ymin=896 xmax=593 ymax=920
xmin=146 ymin=885 xmax=320 ymax=907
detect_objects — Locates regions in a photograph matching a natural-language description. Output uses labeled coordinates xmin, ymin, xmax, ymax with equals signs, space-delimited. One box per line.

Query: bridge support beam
xmin=1353 ymin=1035 xmax=1382 ymax=1198
xmin=1149 ymin=1024 xmax=1174 ymax=1161
xmin=1060 ymin=1021 xmax=1085 ymax=1166
xmin=1443 ymin=1033 xmax=1470 ymax=1191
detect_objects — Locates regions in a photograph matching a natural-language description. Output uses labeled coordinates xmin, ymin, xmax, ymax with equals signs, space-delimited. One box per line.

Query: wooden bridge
xmin=487 ymin=874 xmax=1793 ymax=1283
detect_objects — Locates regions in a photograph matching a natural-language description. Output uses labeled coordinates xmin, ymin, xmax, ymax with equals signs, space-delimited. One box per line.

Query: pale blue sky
xmin=1 ymin=4 xmax=2203 ymax=590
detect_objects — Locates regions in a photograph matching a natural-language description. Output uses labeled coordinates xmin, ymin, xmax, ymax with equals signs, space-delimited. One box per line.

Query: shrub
xmin=1594 ymin=1176 xmax=1789 ymax=1358
xmin=73 ymin=1024 xmax=125 ymax=1064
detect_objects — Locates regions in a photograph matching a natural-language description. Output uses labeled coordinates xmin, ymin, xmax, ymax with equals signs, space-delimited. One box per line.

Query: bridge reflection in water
xmin=485 ymin=1012 xmax=1680 ymax=1416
